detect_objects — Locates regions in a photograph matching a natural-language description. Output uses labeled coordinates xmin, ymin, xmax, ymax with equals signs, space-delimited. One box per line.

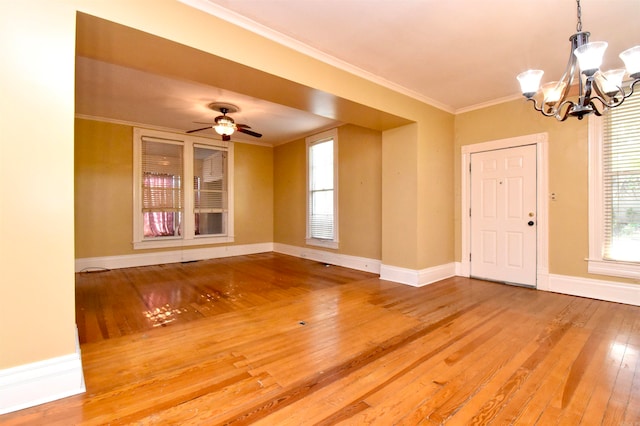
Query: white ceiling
xmin=76 ymin=0 xmax=640 ymax=144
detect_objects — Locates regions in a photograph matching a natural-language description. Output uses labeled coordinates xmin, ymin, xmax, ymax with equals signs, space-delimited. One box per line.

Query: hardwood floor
xmin=2 ymin=252 xmax=639 ymax=425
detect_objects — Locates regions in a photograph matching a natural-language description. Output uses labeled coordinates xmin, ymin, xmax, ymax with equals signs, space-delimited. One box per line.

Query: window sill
xmin=587 ymin=259 xmax=640 ymax=280
xmin=306 ymin=238 xmax=338 ymax=250
xmin=133 ymin=235 xmax=234 ymax=250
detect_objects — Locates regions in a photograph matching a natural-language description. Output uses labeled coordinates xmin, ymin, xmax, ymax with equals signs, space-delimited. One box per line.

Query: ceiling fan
xmin=187 ymin=103 xmax=262 ymax=141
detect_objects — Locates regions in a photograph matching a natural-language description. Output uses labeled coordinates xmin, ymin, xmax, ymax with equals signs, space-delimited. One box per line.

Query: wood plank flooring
xmin=1 ymin=252 xmax=639 ymax=425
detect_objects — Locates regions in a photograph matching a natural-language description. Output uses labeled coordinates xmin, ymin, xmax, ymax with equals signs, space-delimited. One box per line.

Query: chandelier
xmin=516 ymin=0 xmax=640 ymax=121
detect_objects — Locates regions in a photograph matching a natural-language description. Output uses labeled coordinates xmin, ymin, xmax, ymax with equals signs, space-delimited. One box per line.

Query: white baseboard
xmin=455 ymin=261 xmax=636 ymax=305
xmin=273 ymin=243 xmax=381 ymax=274
xmin=75 ymin=243 xmax=274 ymax=272
xmin=455 ymin=261 xmax=465 ymax=276
xmin=380 ymin=262 xmax=456 ymax=287
xmin=77 ymin=246 xmax=638 ymax=305
xmin=0 ymin=333 xmax=85 ymax=415
xmin=546 ymin=273 xmax=639 ymax=306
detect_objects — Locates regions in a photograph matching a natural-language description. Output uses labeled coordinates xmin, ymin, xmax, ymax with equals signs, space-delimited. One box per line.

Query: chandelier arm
xmin=590 ymin=78 xmax=640 ymax=110
xmin=589 ymin=75 xmax=627 ymax=109
xmin=559 ymin=51 xmax=575 ymax=89
xmin=554 ymin=100 xmax=576 ymax=121
xmin=627 ymin=78 xmax=640 ymax=98
xmin=554 ymin=39 xmax=581 ymax=108
xmin=590 ymin=90 xmax=624 ymax=110
xmin=526 ymin=97 xmax=560 ymax=118
xmin=590 ymin=79 xmax=618 ymax=106
xmin=555 ymin=74 xmax=574 ymax=109
xmin=582 ymin=75 xmax=597 ymax=109
xmin=589 ymin=101 xmax=605 ymax=117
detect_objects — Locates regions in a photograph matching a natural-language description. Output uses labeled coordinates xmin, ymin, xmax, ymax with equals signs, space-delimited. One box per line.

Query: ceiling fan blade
xmin=236 ymin=123 xmax=251 ymax=129
xmin=237 ymin=127 xmax=262 ymax=138
xmin=186 ymin=126 xmax=212 ymax=134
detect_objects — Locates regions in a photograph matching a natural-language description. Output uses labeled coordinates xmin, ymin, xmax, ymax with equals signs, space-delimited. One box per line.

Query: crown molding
xmin=454 ymin=93 xmax=522 ymax=115
xmin=74 ymin=114 xmax=273 ymax=147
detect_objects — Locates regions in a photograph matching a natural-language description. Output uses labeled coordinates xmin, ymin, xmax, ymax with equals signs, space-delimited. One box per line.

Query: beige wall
xmin=338 ymin=125 xmax=383 ymax=259
xmin=75 ymin=119 xmax=133 ymax=257
xmin=454 ymin=99 xmax=636 ymax=285
xmin=1 ymin=1 xmax=78 ymax=368
xmin=233 ymin=142 xmax=274 ymax=245
xmin=382 ymin=124 xmax=419 ymax=268
xmin=74 ymin=118 xmax=273 ymax=258
xmin=273 ymin=138 xmax=306 ymax=246
xmin=274 ymin=124 xmax=382 ymax=260
xmin=382 ymin=107 xmax=455 ymax=270
xmin=417 ymin=109 xmax=456 ymax=268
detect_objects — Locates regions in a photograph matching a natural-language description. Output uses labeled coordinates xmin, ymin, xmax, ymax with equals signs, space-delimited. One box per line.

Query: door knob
xmin=528 ymin=221 xmax=535 ymax=226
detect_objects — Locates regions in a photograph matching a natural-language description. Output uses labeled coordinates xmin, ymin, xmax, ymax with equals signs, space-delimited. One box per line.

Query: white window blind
xmin=602 ymin=92 xmax=640 ymax=262
xmin=141 ymin=137 xmax=184 ymax=238
xmin=309 ymin=139 xmax=335 ymax=240
xmin=194 ymin=146 xmax=227 ymax=236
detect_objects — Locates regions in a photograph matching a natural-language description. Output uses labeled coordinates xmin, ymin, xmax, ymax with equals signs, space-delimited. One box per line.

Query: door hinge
xmin=469 ymin=253 xmax=472 ymax=261
xmin=469 ymin=208 xmax=471 ymax=217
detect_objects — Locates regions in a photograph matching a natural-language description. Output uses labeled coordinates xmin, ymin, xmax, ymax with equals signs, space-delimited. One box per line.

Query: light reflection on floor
xmin=610 ymin=340 xmax=638 ymax=363
xmin=143 ymin=304 xmax=187 ymax=327
xmin=142 ymin=291 xmax=241 ymax=327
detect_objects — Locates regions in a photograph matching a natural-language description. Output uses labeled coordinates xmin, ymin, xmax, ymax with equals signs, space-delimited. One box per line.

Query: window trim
xmin=133 ymin=128 xmax=234 ymax=250
xmin=305 ymin=128 xmax=339 ymax=249
xmin=588 ymin=116 xmax=640 ymax=279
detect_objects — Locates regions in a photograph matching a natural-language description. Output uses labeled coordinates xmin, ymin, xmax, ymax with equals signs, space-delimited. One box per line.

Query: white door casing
xmin=460 ymin=133 xmax=549 ymax=290
xmin=470 ymin=145 xmax=537 ymax=286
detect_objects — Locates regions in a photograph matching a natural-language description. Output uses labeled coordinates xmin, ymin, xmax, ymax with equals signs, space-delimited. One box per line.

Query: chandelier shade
xmin=516 ymin=70 xmax=544 ymax=98
xmin=598 ymin=69 xmax=626 ymax=95
xmin=620 ymin=46 xmax=640 ymax=78
xmin=516 ymin=0 xmax=640 ymax=121
xmin=573 ymin=41 xmax=607 ymax=76
xmin=541 ymin=81 xmax=566 ymax=104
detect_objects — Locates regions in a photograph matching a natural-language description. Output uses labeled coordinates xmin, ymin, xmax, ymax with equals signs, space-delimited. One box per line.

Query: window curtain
xmin=143 ymin=173 xmax=181 ymax=237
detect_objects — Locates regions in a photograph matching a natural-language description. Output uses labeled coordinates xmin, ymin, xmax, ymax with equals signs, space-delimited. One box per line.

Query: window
xmin=306 ymin=129 xmax=338 ymax=248
xmin=133 ymin=128 xmax=233 ymax=249
xmin=194 ymin=146 xmax=228 ymax=236
xmin=141 ymin=140 xmax=183 ymax=238
xmin=589 ymin=91 xmax=640 ymax=278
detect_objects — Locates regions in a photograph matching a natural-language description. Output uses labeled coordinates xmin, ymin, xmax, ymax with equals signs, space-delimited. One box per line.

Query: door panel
xmin=471 ymin=145 xmax=537 ymax=287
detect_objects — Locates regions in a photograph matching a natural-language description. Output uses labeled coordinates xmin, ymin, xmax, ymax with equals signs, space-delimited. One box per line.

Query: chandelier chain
xmin=576 ymin=0 xmax=582 ymax=32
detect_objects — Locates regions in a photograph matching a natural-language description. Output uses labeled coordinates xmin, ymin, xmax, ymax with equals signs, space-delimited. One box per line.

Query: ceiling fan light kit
xmin=186 ymin=102 xmax=262 ymax=141
xmin=516 ymin=0 xmax=640 ymax=121
xmin=213 ymin=111 xmax=236 ymax=137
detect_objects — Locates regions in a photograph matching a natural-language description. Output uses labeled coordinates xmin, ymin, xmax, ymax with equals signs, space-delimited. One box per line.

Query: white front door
xmin=470 ymin=144 xmax=537 ymax=287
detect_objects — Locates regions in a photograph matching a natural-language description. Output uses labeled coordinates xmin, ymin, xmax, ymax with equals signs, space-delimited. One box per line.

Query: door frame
xmin=460 ymin=132 xmax=549 ymax=290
